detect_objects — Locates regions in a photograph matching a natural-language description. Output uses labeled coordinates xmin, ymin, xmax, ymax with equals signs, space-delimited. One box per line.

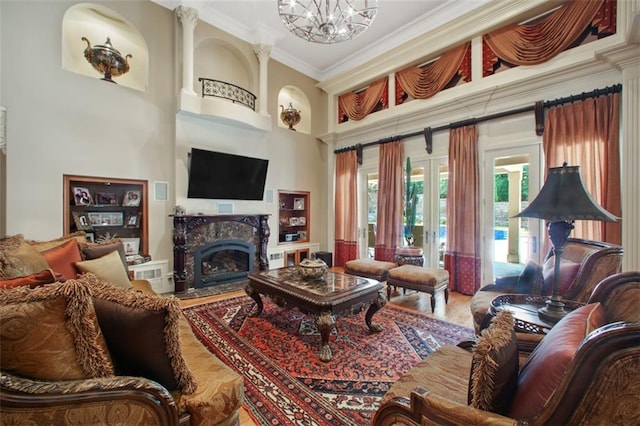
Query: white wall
xmin=1 ymin=1 xmax=329 ymax=267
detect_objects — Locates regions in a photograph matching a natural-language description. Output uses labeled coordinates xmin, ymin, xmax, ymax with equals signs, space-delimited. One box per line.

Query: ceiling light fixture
xmin=278 ymin=0 xmax=378 ymax=44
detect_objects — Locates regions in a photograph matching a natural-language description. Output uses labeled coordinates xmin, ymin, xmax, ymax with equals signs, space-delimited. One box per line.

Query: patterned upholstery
xmin=470 ymin=238 xmax=623 ymax=335
xmin=344 ymin=259 xmax=397 ymax=281
xmin=373 ymin=272 xmax=640 ymax=426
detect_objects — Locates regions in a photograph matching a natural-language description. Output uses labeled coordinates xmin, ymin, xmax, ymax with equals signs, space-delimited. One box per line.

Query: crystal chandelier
xmin=278 ymin=0 xmax=378 ymax=44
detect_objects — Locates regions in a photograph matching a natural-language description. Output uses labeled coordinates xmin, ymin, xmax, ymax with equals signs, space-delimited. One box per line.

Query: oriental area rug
xmin=182 ymin=295 xmax=474 ymax=425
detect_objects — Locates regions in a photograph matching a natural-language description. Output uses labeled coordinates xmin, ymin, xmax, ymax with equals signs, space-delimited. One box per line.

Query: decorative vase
xmin=280 ymin=103 xmax=301 ymax=130
xmin=81 ymin=37 xmax=132 ymax=84
xmin=298 ymin=258 xmax=328 ymax=280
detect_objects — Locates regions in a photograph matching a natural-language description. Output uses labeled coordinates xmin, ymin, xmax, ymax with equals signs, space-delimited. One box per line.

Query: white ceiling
xmin=152 ymin=0 xmax=491 ymax=82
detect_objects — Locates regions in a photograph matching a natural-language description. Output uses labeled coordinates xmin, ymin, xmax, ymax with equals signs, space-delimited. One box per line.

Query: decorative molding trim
xmin=0 ymin=106 xmax=6 ymax=155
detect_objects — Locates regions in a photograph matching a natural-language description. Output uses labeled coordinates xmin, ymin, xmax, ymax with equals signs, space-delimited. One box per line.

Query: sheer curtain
xmin=444 ymin=124 xmax=480 ymax=295
xmin=542 ymin=93 xmax=621 ymax=244
xmin=374 ymin=141 xmax=404 ymax=261
xmin=334 ymin=150 xmax=359 ymax=267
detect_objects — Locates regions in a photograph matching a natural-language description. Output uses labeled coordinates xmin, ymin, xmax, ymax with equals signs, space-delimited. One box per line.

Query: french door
xmin=483 ymin=145 xmax=542 ymax=283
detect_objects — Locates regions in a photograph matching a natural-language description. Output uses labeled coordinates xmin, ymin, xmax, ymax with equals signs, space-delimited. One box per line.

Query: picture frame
xmin=122 ymin=190 xmax=141 ymax=207
xmin=95 ymin=192 xmax=118 ymax=205
xmin=88 ymin=212 xmax=123 ymax=227
xmin=125 ymin=212 xmax=140 ymax=228
xmin=85 ymin=232 xmax=95 ymax=243
xmin=299 ymin=231 xmax=307 ymax=240
xmin=73 ymin=187 xmax=93 ymax=206
xmin=289 ymin=217 xmax=298 ymax=226
xmin=72 ymin=211 xmax=93 ymax=231
xmin=297 ymin=216 xmax=306 ymax=226
xmin=122 ymin=238 xmax=140 ymax=255
xmin=293 ymin=197 xmax=305 ymax=210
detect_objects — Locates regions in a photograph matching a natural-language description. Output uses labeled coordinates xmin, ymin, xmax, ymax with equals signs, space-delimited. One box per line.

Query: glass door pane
xmin=366 ymin=171 xmax=378 ymax=258
xmin=484 ymin=146 xmax=541 ymax=282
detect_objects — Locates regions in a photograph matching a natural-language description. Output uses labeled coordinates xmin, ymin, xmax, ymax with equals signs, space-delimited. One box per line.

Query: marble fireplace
xmin=172 ymin=214 xmax=270 ymax=292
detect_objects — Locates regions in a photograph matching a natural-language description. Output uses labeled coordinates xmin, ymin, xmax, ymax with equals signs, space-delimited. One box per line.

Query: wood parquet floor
xmin=178 ymin=268 xmax=474 ymax=426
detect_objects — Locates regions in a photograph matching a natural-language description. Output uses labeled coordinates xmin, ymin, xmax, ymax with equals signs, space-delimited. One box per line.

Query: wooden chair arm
xmin=1 ymin=373 xmax=180 ymax=425
xmin=373 ymin=387 xmax=517 ymax=426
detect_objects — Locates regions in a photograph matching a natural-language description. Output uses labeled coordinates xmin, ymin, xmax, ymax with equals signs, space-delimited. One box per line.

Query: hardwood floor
xmin=179 ymin=272 xmax=474 ymax=426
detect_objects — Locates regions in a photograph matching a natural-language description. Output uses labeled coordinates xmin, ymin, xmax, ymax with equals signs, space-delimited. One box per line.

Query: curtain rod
xmin=334 ymin=84 xmax=622 ymax=157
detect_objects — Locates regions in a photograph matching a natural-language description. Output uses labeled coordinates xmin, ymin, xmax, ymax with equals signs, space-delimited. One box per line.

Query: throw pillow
xmin=0 ymin=269 xmax=59 ymax=289
xmin=80 ymin=274 xmax=197 ymax=394
xmin=515 ymin=260 xmax=544 ymax=295
xmin=0 ymin=234 xmax=50 ymax=278
xmin=0 ymin=279 xmax=114 ymax=381
xmin=76 ymin=250 xmax=132 ymax=289
xmin=26 ymin=231 xmax=88 ymax=252
xmin=542 ymin=256 xmax=581 ymax=295
xmin=79 ymin=239 xmax=127 ymax=269
xmin=468 ymin=310 xmax=519 ymax=415
xmin=508 ymin=303 xmax=605 ymax=419
xmin=42 ymin=238 xmax=83 ymax=281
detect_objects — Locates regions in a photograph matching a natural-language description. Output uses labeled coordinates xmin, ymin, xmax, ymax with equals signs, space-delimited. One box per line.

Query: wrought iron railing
xmin=198 ymin=78 xmax=256 ymax=111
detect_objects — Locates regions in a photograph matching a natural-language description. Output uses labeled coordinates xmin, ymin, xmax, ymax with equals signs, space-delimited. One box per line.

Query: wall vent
xmin=270 ymin=252 xmax=283 ymax=260
xmin=218 ymin=202 xmax=234 ymax=214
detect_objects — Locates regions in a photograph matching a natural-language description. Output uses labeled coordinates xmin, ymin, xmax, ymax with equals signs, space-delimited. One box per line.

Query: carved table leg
xmin=315 ymin=311 xmax=336 ymax=362
xmin=245 ymin=285 xmax=263 ymax=317
xmin=365 ymin=290 xmax=387 ymax=332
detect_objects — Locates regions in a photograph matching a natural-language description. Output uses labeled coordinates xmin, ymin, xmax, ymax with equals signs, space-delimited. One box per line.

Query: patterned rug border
xmin=183 ymin=294 xmax=475 ymax=425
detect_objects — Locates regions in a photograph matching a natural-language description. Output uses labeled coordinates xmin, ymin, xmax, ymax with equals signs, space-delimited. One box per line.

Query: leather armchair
xmin=470 ymin=238 xmax=622 ymax=334
xmin=373 ymin=272 xmax=640 ymax=426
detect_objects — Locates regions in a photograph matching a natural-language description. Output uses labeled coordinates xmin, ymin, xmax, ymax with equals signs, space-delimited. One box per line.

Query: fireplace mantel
xmin=172 ymin=214 xmax=270 ymax=292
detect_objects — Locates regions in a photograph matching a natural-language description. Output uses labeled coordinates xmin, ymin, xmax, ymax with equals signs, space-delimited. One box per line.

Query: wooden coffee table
xmin=246 ymin=267 xmax=386 ymax=362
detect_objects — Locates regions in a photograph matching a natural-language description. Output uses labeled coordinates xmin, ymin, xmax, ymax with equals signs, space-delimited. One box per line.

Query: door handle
xmin=425 ymin=231 xmax=429 ymax=244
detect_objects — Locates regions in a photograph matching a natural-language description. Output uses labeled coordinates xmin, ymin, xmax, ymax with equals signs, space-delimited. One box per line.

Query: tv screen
xmin=187 ymin=148 xmax=269 ymax=200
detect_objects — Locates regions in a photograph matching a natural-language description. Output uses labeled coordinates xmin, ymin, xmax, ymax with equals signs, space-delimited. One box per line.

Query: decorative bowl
xmin=82 ymin=37 xmax=132 ymax=83
xmin=280 ymin=103 xmax=301 ymax=130
xmin=298 ymin=258 xmax=328 ymax=280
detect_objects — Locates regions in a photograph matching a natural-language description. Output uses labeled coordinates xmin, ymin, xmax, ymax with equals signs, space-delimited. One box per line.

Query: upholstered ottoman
xmin=344 ymin=258 xmax=398 ymax=282
xmin=387 ymin=265 xmax=449 ymax=312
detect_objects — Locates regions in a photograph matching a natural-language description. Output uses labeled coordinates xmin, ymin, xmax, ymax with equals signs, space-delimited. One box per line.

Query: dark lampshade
xmin=515 ymin=164 xmax=618 ymax=223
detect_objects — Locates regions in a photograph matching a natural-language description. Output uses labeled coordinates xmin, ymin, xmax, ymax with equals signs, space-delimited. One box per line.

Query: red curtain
xmin=338 ymin=77 xmax=388 ymax=122
xmin=374 ymin=141 xmax=404 ymax=261
xmin=444 ymin=125 xmax=481 ymax=295
xmin=483 ymin=0 xmax=612 ymax=76
xmin=542 ymin=93 xmax=621 ymax=244
xmin=396 ymin=42 xmax=471 ymax=101
xmin=334 ymin=150 xmax=359 ymax=266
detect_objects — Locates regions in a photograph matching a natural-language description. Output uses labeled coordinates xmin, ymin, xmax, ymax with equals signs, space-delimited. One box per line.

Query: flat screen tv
xmin=187 ymin=148 xmax=269 ymax=200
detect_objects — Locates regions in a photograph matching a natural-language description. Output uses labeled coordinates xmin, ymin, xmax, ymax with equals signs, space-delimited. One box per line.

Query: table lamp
xmin=514 ymin=163 xmax=618 ymax=323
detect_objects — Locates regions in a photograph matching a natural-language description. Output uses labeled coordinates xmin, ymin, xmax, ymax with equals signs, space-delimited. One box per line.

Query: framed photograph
xmin=88 ymin=212 xmax=123 ymax=227
xmin=126 ymin=212 xmax=140 ymax=228
xmin=297 ymin=216 xmax=306 ymax=226
xmin=73 ymin=187 xmax=93 ymax=206
xmin=122 ymin=238 xmax=140 ymax=255
xmin=293 ymin=197 xmax=305 ymax=210
xmin=72 ymin=211 xmax=93 ymax=231
xmin=95 ymin=192 xmax=118 ymax=205
xmin=85 ymin=232 xmax=95 ymax=243
xmin=122 ymin=190 xmax=141 ymax=207
xmin=299 ymin=231 xmax=307 ymax=240
xmin=289 ymin=217 xmax=298 ymax=226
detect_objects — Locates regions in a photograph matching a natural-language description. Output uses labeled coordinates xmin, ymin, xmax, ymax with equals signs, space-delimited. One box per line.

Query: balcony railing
xmin=198 ymin=78 xmax=256 ymax=111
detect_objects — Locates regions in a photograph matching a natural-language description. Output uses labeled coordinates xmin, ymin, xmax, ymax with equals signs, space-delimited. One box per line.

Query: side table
xmin=488 ymin=294 xmax=585 ymax=335
xmin=394 ymin=246 xmax=424 ymax=266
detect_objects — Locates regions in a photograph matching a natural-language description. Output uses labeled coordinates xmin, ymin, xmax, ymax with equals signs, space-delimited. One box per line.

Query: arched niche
xmin=62 ymin=3 xmax=148 ymax=91
xmin=277 ymin=86 xmax=311 ymax=134
xmin=194 ymin=38 xmax=256 ymax=100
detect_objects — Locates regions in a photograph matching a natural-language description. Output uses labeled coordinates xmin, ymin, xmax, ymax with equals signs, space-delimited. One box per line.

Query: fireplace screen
xmin=193 ymin=239 xmax=255 ymax=287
